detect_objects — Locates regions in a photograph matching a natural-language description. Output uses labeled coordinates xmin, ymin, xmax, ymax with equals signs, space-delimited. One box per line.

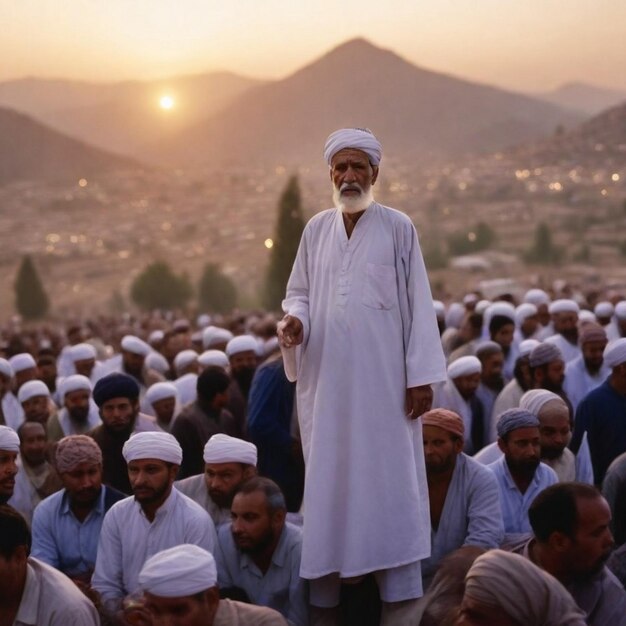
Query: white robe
xmin=432 ymin=379 xmax=474 ymax=454
xmin=2 ymin=391 xmax=24 ymax=430
xmin=544 ymin=333 xmax=581 ymax=363
xmin=563 ymin=356 xmax=611 ymax=414
xmin=283 ymin=202 xmax=446 ymax=580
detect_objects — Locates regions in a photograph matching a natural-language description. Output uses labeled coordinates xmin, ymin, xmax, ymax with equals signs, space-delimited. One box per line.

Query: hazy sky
xmin=2 ymin=1 xmax=625 ymax=92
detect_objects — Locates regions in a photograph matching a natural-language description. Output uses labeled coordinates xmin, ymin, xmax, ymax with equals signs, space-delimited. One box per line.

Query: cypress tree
xmin=198 ymin=263 xmax=238 ymax=314
xmin=130 ymin=261 xmax=192 ymax=310
xmin=14 ymin=255 xmax=50 ymax=319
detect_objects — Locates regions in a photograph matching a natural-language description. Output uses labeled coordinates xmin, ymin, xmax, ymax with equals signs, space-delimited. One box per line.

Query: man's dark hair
xmin=528 ymin=482 xmax=602 ymax=542
xmin=489 ymin=315 xmax=514 ymax=337
xmin=196 ymin=366 xmax=231 ymax=402
xmin=0 ymin=505 xmax=31 ymax=557
xmin=235 ymin=476 xmax=286 ymax=514
xmin=17 ymin=420 xmax=45 ymax=441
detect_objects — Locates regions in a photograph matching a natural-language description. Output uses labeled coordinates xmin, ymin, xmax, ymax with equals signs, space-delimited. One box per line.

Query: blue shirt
xmin=31 ymin=485 xmax=125 ymax=577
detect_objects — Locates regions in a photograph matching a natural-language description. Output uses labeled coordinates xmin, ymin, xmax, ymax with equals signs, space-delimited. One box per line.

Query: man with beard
xmin=475 ymin=341 xmax=504 ymax=429
xmin=528 ymin=343 xmax=572 ymax=415
xmin=421 ymin=409 xmax=502 ymax=590
xmin=508 ymin=483 xmax=626 ymax=626
xmin=92 ymin=431 xmax=217 ymax=612
xmin=217 ymin=477 xmax=308 ymax=626
xmin=0 ymin=425 xmax=19 ymax=504
xmin=145 ymin=382 xmax=180 ymax=431
xmin=487 ymin=408 xmax=558 ymax=538
xmin=18 ymin=379 xmax=55 ymax=426
xmin=9 ymin=422 xmax=62 ymax=525
xmin=47 ymin=375 xmax=101 ymax=441
xmin=564 ymin=324 xmax=610 ymax=413
xmin=545 ymin=299 xmax=582 ymax=363
xmin=172 ymin=366 xmax=241 ymax=479
xmin=68 ymin=342 xmax=106 ymax=384
xmin=31 ymin=435 xmax=125 ymax=582
xmin=225 ymin=335 xmax=259 ymax=434
xmin=88 ymin=372 xmax=158 ymax=494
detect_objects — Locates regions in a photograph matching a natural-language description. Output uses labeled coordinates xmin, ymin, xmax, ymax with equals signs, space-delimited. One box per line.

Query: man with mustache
xmin=544 ymin=299 xmax=582 ymax=363
xmin=278 ymin=128 xmax=446 ymax=624
xmin=0 ymin=425 xmax=19 ymax=505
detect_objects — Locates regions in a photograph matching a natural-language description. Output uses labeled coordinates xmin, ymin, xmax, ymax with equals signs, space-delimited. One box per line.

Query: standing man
xmin=278 ymin=128 xmax=446 ymax=621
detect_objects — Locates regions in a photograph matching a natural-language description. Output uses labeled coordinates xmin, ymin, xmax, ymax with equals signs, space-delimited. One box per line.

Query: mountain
xmin=149 ymin=38 xmax=583 ymax=168
xmin=0 ymin=107 xmax=136 ymax=185
xmin=534 ymin=82 xmax=626 ymax=116
xmin=0 ymin=72 xmax=262 ymax=157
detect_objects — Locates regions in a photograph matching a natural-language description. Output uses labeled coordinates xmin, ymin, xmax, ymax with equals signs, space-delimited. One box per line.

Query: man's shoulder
xmin=536 ymin=462 xmax=559 ymax=484
xmin=33 ymin=488 xmax=66 ymax=516
xmin=173 ymin=488 xmax=213 ymax=521
xmin=104 ymin=494 xmax=135 ymax=520
xmin=215 ymin=598 xmax=288 ymax=626
xmin=460 ymin=453 xmax=498 ymax=483
xmin=174 ymin=473 xmax=205 ymax=491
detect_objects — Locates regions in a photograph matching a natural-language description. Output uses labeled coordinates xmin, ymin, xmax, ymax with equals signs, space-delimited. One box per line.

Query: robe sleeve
xmin=92 ymin=507 xmax=126 ymax=611
xmin=282 ymin=226 xmax=311 ymax=346
xmin=463 ymin=465 xmax=505 ymax=549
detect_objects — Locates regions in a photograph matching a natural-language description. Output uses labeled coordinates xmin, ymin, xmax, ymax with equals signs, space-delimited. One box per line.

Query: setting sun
xmin=159 ymin=95 xmax=175 ymax=110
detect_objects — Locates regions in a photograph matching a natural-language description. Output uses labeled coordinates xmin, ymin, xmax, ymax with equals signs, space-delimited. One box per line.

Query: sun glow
xmin=159 ymin=95 xmax=175 ymax=110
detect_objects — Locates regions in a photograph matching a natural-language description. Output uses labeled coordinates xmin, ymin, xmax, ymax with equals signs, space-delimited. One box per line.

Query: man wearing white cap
xmin=175 ymin=433 xmax=257 ymax=527
xmin=279 ymin=128 xmax=446 ymax=621
xmin=513 ymin=303 xmax=539 ymax=348
xmin=433 ymin=356 xmax=486 ymax=455
xmin=607 ymin=301 xmax=626 ymax=341
xmin=0 ymin=358 xmax=22 ymax=430
xmin=18 ymin=379 xmax=54 ymax=426
xmin=68 ymin=342 xmax=105 ymax=384
xmin=92 ymin=431 xmax=217 ymax=611
xmin=47 ymin=374 xmax=101 ymax=441
xmin=0 ymin=425 xmax=20 ymax=504
xmin=137 ymin=544 xmax=288 ymax=625
xmin=107 ymin=335 xmax=164 ymax=397
xmin=172 ymin=349 xmax=200 ymax=405
xmin=145 ymin=382 xmax=180 ymax=431
xmin=572 ymin=338 xmax=626 ymax=485
xmin=8 ymin=353 xmax=39 ymax=393
xmin=545 ymin=299 xmax=582 ymax=363
xmin=524 ymin=288 xmax=552 ymax=338
xmin=199 ymin=350 xmax=230 ymax=370
xmin=203 ymin=326 xmax=235 ymax=352
xmin=225 ymin=335 xmax=259 ymax=432
xmin=595 ymin=301 xmax=615 ymax=328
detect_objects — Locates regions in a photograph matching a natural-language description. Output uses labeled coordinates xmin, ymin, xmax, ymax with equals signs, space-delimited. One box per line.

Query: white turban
xmin=445 ymin=302 xmax=466 ymax=329
xmin=225 ymin=335 xmax=258 ymax=358
xmin=148 ymin=330 xmax=164 ymax=345
xmin=8 ymin=353 xmax=36 ymax=373
xmin=520 ymin=390 xmax=565 ymax=417
xmin=18 ymin=380 xmax=50 ymax=404
xmin=202 ymin=326 xmax=234 ymax=350
xmin=198 ymin=350 xmax=229 ymax=369
xmin=604 ymin=339 xmax=626 ymax=369
xmin=518 ymin=339 xmax=541 ymax=358
xmin=324 ymin=128 xmax=382 ymax=166
xmin=69 ymin=343 xmax=97 ymax=362
xmin=121 ymin=335 xmax=151 ymax=357
xmin=484 ymin=302 xmax=515 ymax=328
xmin=475 ymin=300 xmax=492 ymax=316
xmin=548 ymin=299 xmax=579 ymax=315
xmin=203 ymin=434 xmax=257 ymax=466
xmin=122 ymin=432 xmax=182 ymax=465
xmin=615 ymin=302 xmax=626 ymax=320
xmin=578 ymin=310 xmax=596 ymax=324
xmin=145 ymin=352 xmax=170 ymax=375
xmin=433 ymin=301 xmax=445 ymax=318
xmin=173 ymin=349 xmax=198 ymax=375
xmin=594 ymin=301 xmax=614 ymax=318
xmin=448 ymin=356 xmax=482 ymax=379
xmin=515 ymin=303 xmax=538 ymax=326
xmin=145 ymin=382 xmax=178 ymax=405
xmin=0 ymin=358 xmax=12 ymax=379
xmin=139 ymin=544 xmax=217 ymax=597
xmin=0 ymin=425 xmax=20 ymax=452
xmin=58 ymin=375 xmax=92 ymax=402
xmin=524 ymin=289 xmax=551 ymax=306
xmin=197 ymin=314 xmax=211 ymax=329
xmin=463 ymin=293 xmax=479 ymax=305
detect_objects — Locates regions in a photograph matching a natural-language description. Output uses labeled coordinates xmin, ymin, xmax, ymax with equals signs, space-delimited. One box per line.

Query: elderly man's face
xmin=330 ymin=149 xmax=378 ymax=206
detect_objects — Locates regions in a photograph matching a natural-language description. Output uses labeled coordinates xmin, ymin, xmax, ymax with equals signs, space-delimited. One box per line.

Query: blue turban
xmin=93 ymin=372 xmax=140 ymax=407
xmin=324 ymin=128 xmax=382 ymax=166
xmin=496 ymin=408 xmax=539 ymax=439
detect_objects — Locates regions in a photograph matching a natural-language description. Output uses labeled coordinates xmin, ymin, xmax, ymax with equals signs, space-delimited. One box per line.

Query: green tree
xmin=524 ymin=222 xmax=563 ymax=265
xmin=447 ymin=221 xmax=496 ymax=256
xmin=263 ymin=175 xmax=306 ymax=310
xmin=14 ymin=255 xmax=50 ymax=319
xmin=130 ymin=261 xmax=192 ymax=310
xmin=198 ymin=263 xmax=238 ymax=314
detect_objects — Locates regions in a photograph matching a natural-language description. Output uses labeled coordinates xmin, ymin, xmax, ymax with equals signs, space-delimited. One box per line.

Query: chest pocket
xmin=362 ymin=263 xmax=396 ymax=310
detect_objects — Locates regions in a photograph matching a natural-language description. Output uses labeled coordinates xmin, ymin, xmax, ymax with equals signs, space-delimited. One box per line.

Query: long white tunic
xmin=283 ymin=203 xmax=446 ymax=579
xmin=545 ymin=333 xmax=581 ymax=363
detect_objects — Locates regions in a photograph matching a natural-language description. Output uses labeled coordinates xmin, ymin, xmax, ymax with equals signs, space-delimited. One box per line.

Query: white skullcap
xmin=578 ymin=310 xmax=597 ymax=324
xmin=146 ymin=382 xmax=178 ymax=405
xmin=447 ymin=356 xmax=482 ymax=379
xmin=18 ymin=380 xmax=50 ymax=403
xmin=475 ymin=300 xmax=492 ymax=316
xmin=520 ymin=389 xmax=565 ymax=416
xmin=122 ymin=432 xmax=182 ymax=465
xmin=0 ymin=358 xmax=13 ymax=379
xmin=548 ymin=299 xmax=579 ymax=315
xmin=515 ymin=303 xmax=538 ymax=326
xmin=445 ymin=302 xmax=465 ymax=329
xmin=197 ymin=314 xmax=211 ymax=329
xmin=59 ymin=375 xmax=92 ymax=402
xmin=198 ymin=350 xmax=229 ymax=369
xmin=594 ymin=301 xmax=614 ymax=318
xmin=203 ymin=433 xmax=257 ymax=465
xmin=324 ymin=128 xmax=382 ymax=166
xmin=0 ymin=425 xmax=20 ymax=452
xmin=69 ymin=343 xmax=97 ymax=362
xmin=202 ymin=326 xmax=234 ymax=350
xmin=433 ymin=301 xmax=445 ymax=318
xmin=518 ymin=339 xmax=541 ymax=358
xmin=173 ymin=349 xmax=198 ymax=375
xmin=173 ymin=319 xmax=190 ymax=332
xmin=463 ymin=293 xmax=479 ymax=305
xmin=8 ymin=353 xmax=36 ymax=373
xmin=225 ymin=335 xmax=258 ymax=357
xmin=145 ymin=351 xmax=170 ymax=375
xmin=615 ymin=302 xmax=626 ymax=320
xmin=139 ymin=544 xmax=217 ymax=597
xmin=524 ymin=289 xmax=550 ymax=306
xmin=148 ymin=330 xmax=164 ymax=345
xmin=484 ymin=302 xmax=515 ymax=325
xmin=604 ymin=339 xmax=626 ymax=369
xmin=121 ymin=335 xmax=151 ymax=357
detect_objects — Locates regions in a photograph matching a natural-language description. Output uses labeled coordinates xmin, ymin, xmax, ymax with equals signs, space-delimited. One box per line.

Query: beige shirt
xmin=214 ymin=599 xmax=288 ymax=626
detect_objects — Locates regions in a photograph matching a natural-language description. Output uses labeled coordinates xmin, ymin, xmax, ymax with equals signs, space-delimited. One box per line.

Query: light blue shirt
xmin=488 ymin=455 xmax=558 ymax=538
xmin=217 ymin=521 xmax=308 ymax=626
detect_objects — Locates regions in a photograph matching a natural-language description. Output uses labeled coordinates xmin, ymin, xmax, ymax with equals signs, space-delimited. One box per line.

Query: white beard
xmin=332 ymin=182 xmax=374 ymax=214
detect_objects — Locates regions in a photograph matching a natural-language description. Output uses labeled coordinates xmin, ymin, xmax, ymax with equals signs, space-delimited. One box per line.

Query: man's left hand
xmin=406 ymin=385 xmax=433 ymax=419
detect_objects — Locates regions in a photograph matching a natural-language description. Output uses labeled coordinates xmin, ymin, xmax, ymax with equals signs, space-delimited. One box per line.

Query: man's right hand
xmin=277 ymin=315 xmax=304 ymax=348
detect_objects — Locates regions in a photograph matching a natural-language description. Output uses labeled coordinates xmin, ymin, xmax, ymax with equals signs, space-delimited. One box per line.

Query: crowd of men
xmin=2 ymin=128 xmax=626 ymax=625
